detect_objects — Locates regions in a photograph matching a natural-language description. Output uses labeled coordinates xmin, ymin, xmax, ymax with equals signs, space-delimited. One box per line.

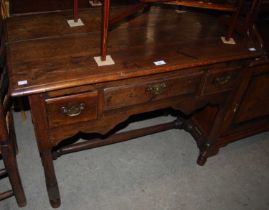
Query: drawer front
xmin=203 ymin=68 xmax=241 ymax=95
xmin=104 ymin=74 xmax=202 ymax=111
xmin=45 ymin=91 xmax=98 ymax=128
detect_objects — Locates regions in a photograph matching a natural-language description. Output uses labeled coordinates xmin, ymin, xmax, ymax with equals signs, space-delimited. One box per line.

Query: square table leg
xmin=29 ymin=94 xmax=61 ymax=208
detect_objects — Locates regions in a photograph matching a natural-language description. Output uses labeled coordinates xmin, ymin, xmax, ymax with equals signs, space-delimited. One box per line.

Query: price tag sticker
xmin=248 ymin=47 xmax=256 ymax=52
xmin=154 ymin=60 xmax=166 ymax=66
xmin=18 ymin=80 xmax=28 ymax=86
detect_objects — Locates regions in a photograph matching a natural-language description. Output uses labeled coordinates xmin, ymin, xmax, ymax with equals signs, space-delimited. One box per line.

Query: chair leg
xmin=101 ymin=0 xmax=111 ymax=61
xmin=225 ymin=0 xmax=244 ymax=40
xmin=2 ymin=142 xmax=26 ymax=207
xmin=9 ymin=112 xmax=18 ymax=154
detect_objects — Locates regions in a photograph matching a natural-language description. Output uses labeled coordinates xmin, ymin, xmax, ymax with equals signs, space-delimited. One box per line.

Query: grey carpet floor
xmin=1 ymin=111 xmax=269 ymax=210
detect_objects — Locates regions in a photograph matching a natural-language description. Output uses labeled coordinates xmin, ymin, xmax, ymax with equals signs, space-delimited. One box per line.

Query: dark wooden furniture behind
xmin=0 ymin=61 xmax=26 ymax=207
xmin=192 ymin=13 xmax=269 ymax=147
xmin=5 ymin=5 xmax=267 ymax=208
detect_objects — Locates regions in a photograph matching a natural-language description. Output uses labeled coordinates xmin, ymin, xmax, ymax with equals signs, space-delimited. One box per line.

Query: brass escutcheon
xmin=214 ymin=75 xmax=232 ymax=85
xmin=146 ymin=82 xmax=167 ymax=95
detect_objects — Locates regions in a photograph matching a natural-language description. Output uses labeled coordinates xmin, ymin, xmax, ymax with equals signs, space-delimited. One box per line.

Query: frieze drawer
xmin=45 ymin=91 xmax=98 ymax=128
xmin=104 ymin=73 xmax=203 ymax=111
xmin=202 ymin=67 xmax=242 ymax=95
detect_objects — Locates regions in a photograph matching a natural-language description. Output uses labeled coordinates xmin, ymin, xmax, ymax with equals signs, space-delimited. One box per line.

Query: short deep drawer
xmin=202 ymin=67 xmax=242 ymax=95
xmin=45 ymin=91 xmax=98 ymax=128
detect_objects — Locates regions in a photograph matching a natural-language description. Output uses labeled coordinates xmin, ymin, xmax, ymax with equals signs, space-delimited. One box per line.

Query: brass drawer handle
xmin=214 ymin=75 xmax=232 ymax=85
xmin=61 ymin=103 xmax=85 ymax=117
xmin=146 ymin=82 xmax=167 ymax=95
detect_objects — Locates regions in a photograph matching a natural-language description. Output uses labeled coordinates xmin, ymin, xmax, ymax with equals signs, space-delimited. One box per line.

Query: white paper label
xmin=154 ymin=60 xmax=166 ymax=66
xmin=248 ymin=47 xmax=256 ymax=52
xmin=18 ymin=80 xmax=28 ymax=86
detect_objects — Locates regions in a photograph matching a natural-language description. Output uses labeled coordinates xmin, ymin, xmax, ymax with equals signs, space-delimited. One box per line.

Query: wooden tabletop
xmin=6 ymin=6 xmax=263 ymax=97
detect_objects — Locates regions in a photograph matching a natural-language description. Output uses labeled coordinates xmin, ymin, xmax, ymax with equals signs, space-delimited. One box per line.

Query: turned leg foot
xmin=197 ymin=145 xmax=219 ymax=166
xmin=197 ymin=153 xmax=208 ymax=166
xmin=50 ymin=198 xmax=61 ymax=208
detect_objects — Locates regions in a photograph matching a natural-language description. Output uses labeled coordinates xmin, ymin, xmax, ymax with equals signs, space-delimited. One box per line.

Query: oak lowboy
xmin=42 ymin=62 xmax=242 ymax=146
xmin=5 ymin=6 xmax=267 ymax=208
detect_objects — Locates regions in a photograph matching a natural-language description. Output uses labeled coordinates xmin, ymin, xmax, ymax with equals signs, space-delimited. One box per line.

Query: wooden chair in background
xmin=0 ymin=34 xmax=26 ymax=207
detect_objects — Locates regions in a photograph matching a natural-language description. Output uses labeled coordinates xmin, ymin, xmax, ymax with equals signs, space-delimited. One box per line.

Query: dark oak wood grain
xmin=5 ymin=5 xmax=267 ymax=208
xmin=7 ymin=7 xmax=262 ymax=97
